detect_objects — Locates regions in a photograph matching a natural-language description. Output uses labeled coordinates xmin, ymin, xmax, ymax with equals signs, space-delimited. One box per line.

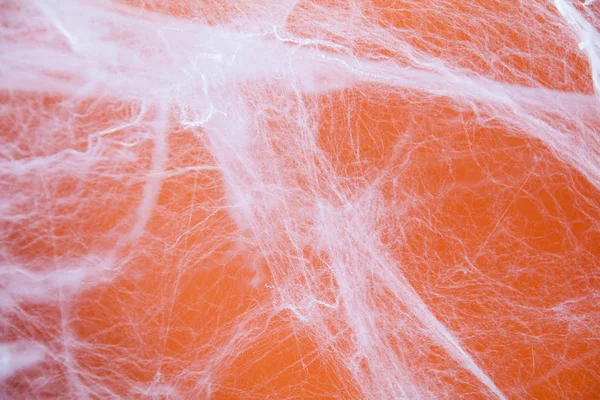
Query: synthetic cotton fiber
xmin=1 ymin=0 xmax=600 ymax=399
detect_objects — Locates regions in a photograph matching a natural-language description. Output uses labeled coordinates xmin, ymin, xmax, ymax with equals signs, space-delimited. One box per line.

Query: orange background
xmin=2 ymin=0 xmax=600 ymax=399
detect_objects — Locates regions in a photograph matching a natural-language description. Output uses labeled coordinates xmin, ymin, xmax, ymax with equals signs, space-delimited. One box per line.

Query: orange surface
xmin=1 ymin=0 xmax=600 ymax=399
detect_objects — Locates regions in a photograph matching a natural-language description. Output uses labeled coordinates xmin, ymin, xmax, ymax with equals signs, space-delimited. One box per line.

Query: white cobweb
xmin=1 ymin=0 xmax=600 ymax=398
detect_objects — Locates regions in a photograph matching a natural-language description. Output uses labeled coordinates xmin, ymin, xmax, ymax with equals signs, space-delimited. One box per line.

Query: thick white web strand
xmin=1 ymin=0 xmax=599 ymax=399
xmin=2 ymin=0 xmax=599 ymax=186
